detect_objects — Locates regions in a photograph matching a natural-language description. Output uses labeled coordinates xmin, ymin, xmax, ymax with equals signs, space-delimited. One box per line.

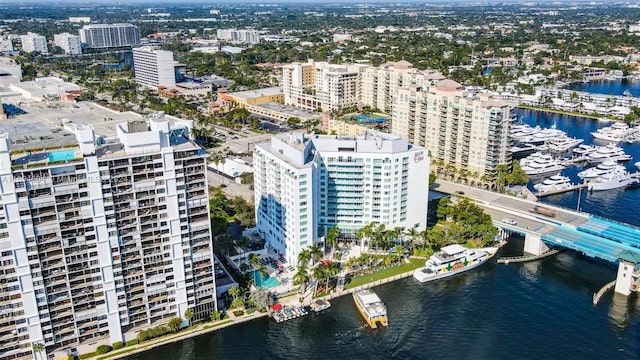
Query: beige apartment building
xmin=392 ymin=79 xmax=512 ymax=176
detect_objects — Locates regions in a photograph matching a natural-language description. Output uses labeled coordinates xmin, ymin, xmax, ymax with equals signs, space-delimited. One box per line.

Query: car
xmin=454 ymin=190 xmax=465 ymax=195
xmin=502 ymin=218 xmax=517 ymax=225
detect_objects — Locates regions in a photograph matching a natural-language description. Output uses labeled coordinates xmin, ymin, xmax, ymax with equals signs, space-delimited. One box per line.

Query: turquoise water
xmin=252 ymin=271 xmax=280 ymax=288
xmin=346 ymin=113 xmax=388 ymax=124
xmin=48 ymin=149 xmax=76 ymax=162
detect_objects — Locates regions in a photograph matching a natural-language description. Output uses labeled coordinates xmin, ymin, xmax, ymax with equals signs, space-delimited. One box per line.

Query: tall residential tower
xmin=253 ymin=131 xmax=429 ymax=265
xmin=392 ymin=80 xmax=512 ymax=176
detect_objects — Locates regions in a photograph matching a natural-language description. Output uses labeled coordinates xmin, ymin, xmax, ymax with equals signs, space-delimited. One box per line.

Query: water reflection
xmin=608 ymin=293 xmax=630 ymax=329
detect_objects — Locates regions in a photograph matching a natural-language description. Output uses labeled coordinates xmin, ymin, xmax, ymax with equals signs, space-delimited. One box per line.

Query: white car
xmin=502 ymin=218 xmax=517 ymax=225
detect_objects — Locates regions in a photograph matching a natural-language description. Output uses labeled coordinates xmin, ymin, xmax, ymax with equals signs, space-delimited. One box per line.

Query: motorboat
xmin=310 ymin=299 xmax=331 ymax=313
xmin=508 ymin=143 xmax=540 ymax=158
xmin=353 ymin=290 xmax=387 ymax=329
xmin=413 ymin=244 xmax=497 ymax=283
xmin=635 ymin=161 xmax=640 ymax=171
xmin=509 ymin=124 xmax=566 ymax=144
xmin=626 ymin=179 xmax=640 ymax=189
xmin=588 ymin=169 xmax=631 ymax=191
xmin=591 ymin=123 xmax=632 ymax=143
xmin=586 ymin=144 xmax=631 ymax=164
xmin=578 ymin=160 xmax=626 ymax=180
xmin=543 ymin=135 xmax=584 ymax=153
xmin=533 ymin=175 xmax=573 ymax=193
xmin=520 ymin=153 xmax=567 ymax=175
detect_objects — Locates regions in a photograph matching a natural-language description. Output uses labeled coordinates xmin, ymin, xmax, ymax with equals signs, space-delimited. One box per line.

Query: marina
xmin=271 ymin=305 xmax=309 ymax=323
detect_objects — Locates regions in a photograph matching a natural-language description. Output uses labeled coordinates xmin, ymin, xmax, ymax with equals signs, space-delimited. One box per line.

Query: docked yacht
xmin=635 ymin=161 xmax=640 ymax=171
xmin=577 ymin=160 xmax=625 ymax=180
xmin=588 ymin=169 xmax=631 ymax=191
xmin=542 ymin=135 xmax=584 ymax=153
xmin=353 ymin=290 xmax=387 ymax=329
xmin=586 ymin=144 xmax=632 ymax=164
xmin=413 ymin=244 xmax=497 ymax=283
xmin=509 ymin=143 xmax=539 ymax=158
xmin=509 ymin=124 xmax=566 ymax=145
xmin=533 ymin=175 xmax=573 ymax=193
xmin=520 ymin=153 xmax=567 ymax=175
xmin=591 ymin=123 xmax=632 ymax=143
xmin=573 ymin=144 xmax=599 ymax=158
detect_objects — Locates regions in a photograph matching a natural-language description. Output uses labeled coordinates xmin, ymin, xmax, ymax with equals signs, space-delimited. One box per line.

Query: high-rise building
xmin=79 ymin=24 xmax=140 ymax=49
xmin=132 ymin=46 xmax=176 ymax=88
xmin=253 ymin=131 xmax=429 ymax=265
xmin=392 ymin=80 xmax=512 ymax=176
xmin=0 ymin=113 xmax=216 ymax=360
xmin=359 ymin=60 xmax=445 ymax=113
xmin=20 ymin=32 xmax=48 ymax=54
xmin=216 ymin=29 xmax=259 ymax=44
xmin=282 ymin=60 xmax=444 ymax=113
xmin=282 ymin=60 xmax=368 ymax=112
xmin=54 ymin=33 xmax=82 ymax=55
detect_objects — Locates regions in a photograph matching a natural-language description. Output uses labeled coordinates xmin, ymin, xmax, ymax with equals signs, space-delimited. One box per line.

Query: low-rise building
xmin=222 ymin=87 xmax=283 ymax=108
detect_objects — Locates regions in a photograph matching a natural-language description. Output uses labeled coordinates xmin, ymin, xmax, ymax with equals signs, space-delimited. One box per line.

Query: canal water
xmin=127 ymin=88 xmax=640 ymax=359
xmin=566 ymin=78 xmax=640 ymax=97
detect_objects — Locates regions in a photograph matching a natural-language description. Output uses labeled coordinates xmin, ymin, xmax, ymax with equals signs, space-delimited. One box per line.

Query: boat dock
xmin=534 ymin=171 xmax=640 ymax=197
xmin=271 ymin=305 xmax=308 ymax=323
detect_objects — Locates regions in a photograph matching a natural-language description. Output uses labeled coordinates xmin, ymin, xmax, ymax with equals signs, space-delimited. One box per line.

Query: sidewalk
xmin=94 ymin=311 xmax=268 ymax=360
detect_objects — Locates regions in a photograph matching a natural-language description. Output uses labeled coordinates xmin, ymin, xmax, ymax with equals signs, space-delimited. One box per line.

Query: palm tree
xmin=32 ymin=342 xmax=45 ymax=360
xmin=325 ymin=226 xmax=340 ymax=259
xmin=405 ymin=227 xmax=418 ymax=253
xmin=248 ymin=253 xmax=260 ymax=270
xmin=184 ymin=308 xmax=195 ymax=327
xmin=309 ymin=244 xmax=322 ymax=265
xmin=297 ymin=249 xmax=312 ymax=268
xmin=311 ymin=266 xmax=326 ymax=296
xmin=293 ymin=266 xmax=310 ymax=293
xmin=228 ymin=285 xmax=241 ymax=300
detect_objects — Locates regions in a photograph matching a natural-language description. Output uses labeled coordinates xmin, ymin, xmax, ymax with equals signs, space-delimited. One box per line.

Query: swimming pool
xmin=252 ymin=271 xmax=281 ymax=288
xmin=346 ymin=113 xmax=389 ymax=124
xmin=48 ymin=149 xmax=77 ymax=162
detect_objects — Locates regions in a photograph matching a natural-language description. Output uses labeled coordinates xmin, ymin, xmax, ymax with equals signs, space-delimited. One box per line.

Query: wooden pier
xmin=534 ymin=171 xmax=640 ymax=198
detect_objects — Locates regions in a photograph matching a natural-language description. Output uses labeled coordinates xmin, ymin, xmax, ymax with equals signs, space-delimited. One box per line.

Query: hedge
xmin=96 ymin=345 xmax=112 ymax=355
xmin=112 ymin=341 xmax=124 ymax=350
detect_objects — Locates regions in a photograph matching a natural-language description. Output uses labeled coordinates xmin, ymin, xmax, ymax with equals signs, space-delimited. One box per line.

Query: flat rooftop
xmin=227 ymin=87 xmax=282 ymax=99
xmin=253 ymin=102 xmax=320 ymax=121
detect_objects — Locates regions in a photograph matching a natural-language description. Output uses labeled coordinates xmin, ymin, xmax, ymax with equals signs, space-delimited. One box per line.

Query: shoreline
xmin=93 ymin=263 xmax=424 ymax=360
xmin=517 ymin=105 xmax=604 ymax=120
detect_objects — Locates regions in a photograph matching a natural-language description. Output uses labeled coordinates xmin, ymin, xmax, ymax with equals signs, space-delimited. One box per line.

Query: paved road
xmin=433 ymin=180 xmax=590 ymax=235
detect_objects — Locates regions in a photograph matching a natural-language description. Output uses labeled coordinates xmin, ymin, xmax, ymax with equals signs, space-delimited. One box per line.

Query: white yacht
xmin=543 ymin=135 xmax=584 ymax=153
xmin=520 ymin=153 xmax=567 ymax=175
xmin=577 ymin=160 xmax=625 ymax=180
xmin=509 ymin=143 xmax=539 ymax=158
xmin=591 ymin=123 xmax=632 ymax=143
xmin=533 ymin=175 xmax=573 ymax=193
xmin=573 ymin=144 xmax=599 ymax=157
xmin=586 ymin=144 xmax=631 ymax=164
xmin=413 ymin=244 xmax=497 ymax=283
xmin=636 ymin=161 xmax=640 ymax=170
xmin=509 ymin=124 xmax=566 ymax=144
xmin=588 ymin=169 xmax=631 ymax=191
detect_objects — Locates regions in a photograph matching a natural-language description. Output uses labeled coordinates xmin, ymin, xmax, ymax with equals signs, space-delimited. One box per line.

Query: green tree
xmin=168 ymin=317 xmax=183 ymax=333
xmin=32 ymin=342 xmax=45 ymax=360
xmin=325 ymin=226 xmax=340 ymax=258
xmin=184 ymin=308 xmax=195 ymax=327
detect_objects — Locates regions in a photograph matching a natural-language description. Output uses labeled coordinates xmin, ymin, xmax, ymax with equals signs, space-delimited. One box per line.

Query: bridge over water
xmin=433 ymin=180 xmax=640 ymax=296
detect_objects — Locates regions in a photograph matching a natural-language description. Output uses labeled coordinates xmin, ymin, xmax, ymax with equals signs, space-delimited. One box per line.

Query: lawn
xmin=344 ymin=258 xmax=424 ymax=290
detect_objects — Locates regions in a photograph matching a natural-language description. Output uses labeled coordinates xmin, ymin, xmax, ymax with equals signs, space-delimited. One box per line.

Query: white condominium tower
xmin=54 ymin=33 xmax=82 ymax=55
xmin=21 ymin=32 xmax=48 ymax=54
xmin=0 ymin=114 xmax=216 ymax=360
xmin=253 ymin=130 xmax=429 ymax=265
xmin=79 ymin=24 xmax=140 ymax=49
xmin=392 ymin=79 xmax=512 ymax=176
xmin=133 ymin=46 xmax=177 ymax=88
